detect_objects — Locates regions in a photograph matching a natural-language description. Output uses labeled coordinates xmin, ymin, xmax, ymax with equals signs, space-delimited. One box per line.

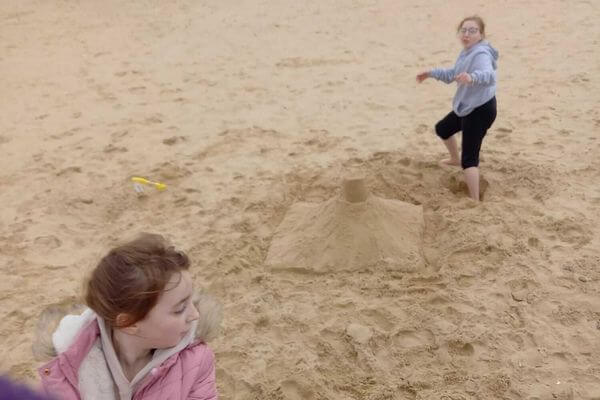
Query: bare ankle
xmin=439 ymin=159 xmax=461 ymax=167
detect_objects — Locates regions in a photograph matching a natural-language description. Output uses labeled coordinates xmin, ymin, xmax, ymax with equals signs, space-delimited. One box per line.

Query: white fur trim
xmin=79 ymin=339 xmax=117 ymax=400
xmin=52 ymin=309 xmax=96 ymax=354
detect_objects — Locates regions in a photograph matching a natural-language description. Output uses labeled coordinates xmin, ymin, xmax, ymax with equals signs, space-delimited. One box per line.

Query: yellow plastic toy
xmin=131 ymin=176 xmax=167 ymax=193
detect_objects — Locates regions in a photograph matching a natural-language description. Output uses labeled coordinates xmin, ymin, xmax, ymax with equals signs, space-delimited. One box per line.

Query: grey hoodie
xmin=429 ymin=40 xmax=498 ymax=117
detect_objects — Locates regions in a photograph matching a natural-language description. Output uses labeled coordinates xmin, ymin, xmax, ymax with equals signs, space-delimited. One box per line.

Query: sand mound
xmin=266 ymin=178 xmax=424 ymax=273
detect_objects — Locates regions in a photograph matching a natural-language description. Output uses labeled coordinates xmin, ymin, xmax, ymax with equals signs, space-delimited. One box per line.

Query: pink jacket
xmin=39 ymin=319 xmax=217 ymax=400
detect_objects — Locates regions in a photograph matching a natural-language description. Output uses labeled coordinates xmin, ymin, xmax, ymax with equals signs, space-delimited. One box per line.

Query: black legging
xmin=435 ymin=97 xmax=497 ymax=169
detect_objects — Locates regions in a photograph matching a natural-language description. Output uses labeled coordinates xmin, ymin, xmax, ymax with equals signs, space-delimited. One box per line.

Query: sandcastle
xmin=266 ymin=175 xmax=424 ymax=273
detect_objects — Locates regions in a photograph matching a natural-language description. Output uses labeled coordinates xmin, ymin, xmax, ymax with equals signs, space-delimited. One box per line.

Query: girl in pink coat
xmin=36 ymin=233 xmax=221 ymax=400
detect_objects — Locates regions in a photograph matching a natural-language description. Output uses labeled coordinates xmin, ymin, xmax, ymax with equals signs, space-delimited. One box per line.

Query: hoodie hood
xmin=468 ymin=40 xmax=499 ymax=69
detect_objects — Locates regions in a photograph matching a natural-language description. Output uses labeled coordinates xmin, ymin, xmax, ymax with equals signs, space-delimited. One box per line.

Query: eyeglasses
xmin=459 ymin=27 xmax=479 ymax=35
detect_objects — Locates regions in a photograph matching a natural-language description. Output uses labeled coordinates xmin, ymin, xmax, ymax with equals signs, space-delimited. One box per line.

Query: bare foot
xmin=438 ymin=159 xmax=461 ymax=167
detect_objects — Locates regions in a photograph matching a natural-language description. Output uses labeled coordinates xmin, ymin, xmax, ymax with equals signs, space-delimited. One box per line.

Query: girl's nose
xmin=187 ymin=303 xmax=200 ymax=322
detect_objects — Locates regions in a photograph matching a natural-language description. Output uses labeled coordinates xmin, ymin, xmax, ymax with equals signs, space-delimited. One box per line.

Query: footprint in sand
xmin=495 ymin=126 xmax=513 ymax=141
xmin=50 ymin=127 xmax=82 ymax=140
xmin=275 ymin=56 xmax=355 ymax=68
xmin=151 ymin=161 xmax=191 ymax=180
xmin=103 ymin=144 xmax=128 ymax=153
xmin=34 ymin=235 xmax=62 ymax=250
xmin=56 ymin=166 xmax=82 ymax=176
xmin=439 ymin=171 xmax=489 ymax=200
xmin=415 ymin=123 xmax=429 ymax=135
xmin=393 ymin=329 xmax=436 ymax=348
xmin=213 ymin=369 xmax=252 ymax=398
xmin=361 ymin=308 xmax=397 ymax=332
xmin=456 ymin=274 xmax=476 ymax=288
xmin=447 ymin=340 xmax=476 ymax=357
xmin=558 ymin=129 xmax=572 ymax=137
xmin=0 ymin=310 xmax=28 ymax=337
xmin=162 ymin=136 xmax=187 ymax=146
xmin=527 ymin=237 xmax=541 ymax=249
xmin=144 ymin=115 xmax=163 ymax=125
xmin=507 ymin=278 xmax=538 ymax=303
xmin=280 ymin=379 xmax=314 ymax=400
xmin=110 ymin=130 xmax=129 ymax=141
xmin=538 ymin=216 xmax=592 ymax=247
xmin=129 ymin=86 xmax=146 ymax=93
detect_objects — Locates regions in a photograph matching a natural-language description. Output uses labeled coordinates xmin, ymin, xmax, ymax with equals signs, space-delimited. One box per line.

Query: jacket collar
xmin=96 ymin=316 xmax=198 ymax=398
xmin=57 ymin=318 xmax=101 ymax=389
xmin=45 ymin=309 xmax=200 ymax=400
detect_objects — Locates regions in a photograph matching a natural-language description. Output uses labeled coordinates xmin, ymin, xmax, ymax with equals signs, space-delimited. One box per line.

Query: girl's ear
xmin=115 ymin=313 xmax=139 ymax=334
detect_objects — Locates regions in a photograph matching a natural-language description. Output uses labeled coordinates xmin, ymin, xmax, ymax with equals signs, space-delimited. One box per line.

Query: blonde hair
xmin=32 ymin=299 xmax=84 ymax=360
xmin=457 ymin=15 xmax=486 ymax=37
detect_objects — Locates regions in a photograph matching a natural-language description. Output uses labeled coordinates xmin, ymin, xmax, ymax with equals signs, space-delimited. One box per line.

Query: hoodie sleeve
xmin=429 ymin=67 xmax=456 ymax=84
xmin=469 ymin=52 xmax=496 ymax=85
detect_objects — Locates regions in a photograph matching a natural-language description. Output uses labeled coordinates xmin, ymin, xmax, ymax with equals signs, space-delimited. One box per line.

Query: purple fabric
xmin=0 ymin=376 xmax=53 ymax=400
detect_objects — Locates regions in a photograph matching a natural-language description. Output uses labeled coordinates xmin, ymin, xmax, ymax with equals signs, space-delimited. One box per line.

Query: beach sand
xmin=1 ymin=0 xmax=599 ymax=398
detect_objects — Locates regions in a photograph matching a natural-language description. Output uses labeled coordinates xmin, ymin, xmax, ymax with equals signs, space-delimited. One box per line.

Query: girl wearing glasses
xmin=416 ymin=16 xmax=498 ymax=201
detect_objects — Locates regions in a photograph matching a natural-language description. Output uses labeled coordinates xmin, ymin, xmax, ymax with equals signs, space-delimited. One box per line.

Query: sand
xmin=1 ymin=0 xmax=600 ymax=399
xmin=266 ymin=185 xmax=424 ymax=273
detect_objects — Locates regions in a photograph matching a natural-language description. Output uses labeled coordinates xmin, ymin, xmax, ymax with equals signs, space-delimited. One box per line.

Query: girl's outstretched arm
xmin=469 ymin=53 xmax=496 ymax=85
xmin=429 ymin=67 xmax=456 ymax=84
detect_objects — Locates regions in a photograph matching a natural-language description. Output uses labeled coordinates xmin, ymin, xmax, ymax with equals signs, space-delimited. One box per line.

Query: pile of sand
xmin=266 ymin=178 xmax=423 ymax=273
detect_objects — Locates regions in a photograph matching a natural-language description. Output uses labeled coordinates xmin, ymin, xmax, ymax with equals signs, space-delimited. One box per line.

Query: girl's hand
xmin=455 ymin=72 xmax=473 ymax=85
xmin=416 ymin=71 xmax=429 ymax=83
